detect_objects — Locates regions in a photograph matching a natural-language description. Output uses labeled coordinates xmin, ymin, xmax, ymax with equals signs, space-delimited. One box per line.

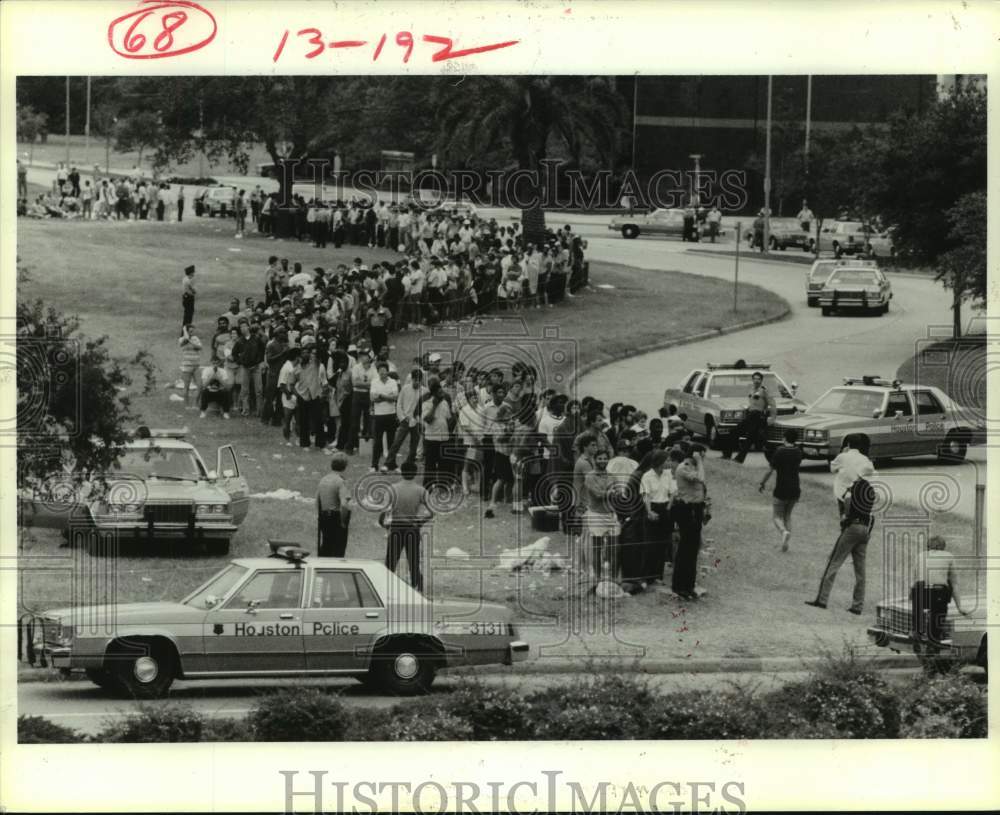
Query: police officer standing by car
xmin=727 ymin=370 xmax=774 ymax=463
xmin=317 ymin=452 xmax=351 ymax=557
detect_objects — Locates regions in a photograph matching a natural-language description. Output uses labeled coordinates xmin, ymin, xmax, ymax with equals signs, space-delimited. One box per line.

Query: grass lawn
xmin=18 ymin=215 xmax=974 ymax=662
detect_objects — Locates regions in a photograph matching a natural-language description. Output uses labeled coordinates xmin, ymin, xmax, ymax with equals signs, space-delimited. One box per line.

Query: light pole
xmin=688 ymin=153 xmax=702 ymax=205
xmin=763 ymin=75 xmax=773 ymax=254
xmin=631 ymin=75 xmax=639 ymax=175
xmin=804 ymin=74 xmax=812 ymax=174
xmin=85 ymin=76 xmax=92 ymax=165
xmin=64 ymin=76 xmax=70 ymax=168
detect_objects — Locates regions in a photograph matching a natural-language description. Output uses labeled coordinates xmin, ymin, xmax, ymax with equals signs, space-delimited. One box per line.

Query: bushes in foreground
xmin=19 ymin=662 xmax=988 ymax=743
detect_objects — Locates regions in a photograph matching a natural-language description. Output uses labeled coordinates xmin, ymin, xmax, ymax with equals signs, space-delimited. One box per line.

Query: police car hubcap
xmin=134 ymin=656 xmax=158 ymax=683
xmin=394 ymin=654 xmax=419 ymax=679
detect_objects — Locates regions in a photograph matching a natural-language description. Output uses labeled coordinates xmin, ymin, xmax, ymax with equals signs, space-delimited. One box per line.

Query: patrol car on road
xmin=18 ymin=428 xmax=249 ymax=554
xmin=19 ymin=543 xmax=529 ymax=698
xmin=806 ymin=258 xmax=879 ymax=307
xmin=765 ymin=377 xmax=982 ymax=465
xmin=662 ymin=363 xmax=807 ymax=449
xmin=818 ymin=264 xmax=893 ymax=316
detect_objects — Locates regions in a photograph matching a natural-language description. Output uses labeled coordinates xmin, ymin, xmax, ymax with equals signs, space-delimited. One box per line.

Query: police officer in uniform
xmin=731 ymin=370 xmax=774 ymax=463
xmin=316 ymin=452 xmax=351 ymax=556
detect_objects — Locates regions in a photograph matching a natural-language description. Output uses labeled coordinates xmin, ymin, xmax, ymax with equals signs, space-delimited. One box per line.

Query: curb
xmin=450 ymin=653 xmax=921 ymax=676
xmin=570 ymin=303 xmax=792 ymax=389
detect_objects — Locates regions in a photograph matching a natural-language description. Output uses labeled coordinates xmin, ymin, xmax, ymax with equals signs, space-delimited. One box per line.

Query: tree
xmin=16 ymin=104 xmax=48 ymax=163
xmin=115 ymin=110 xmax=164 ymax=170
xmin=91 ymin=103 xmax=119 ymax=174
xmin=436 ymin=76 xmax=626 ymax=245
xmin=872 ymin=83 xmax=986 ymax=266
xmin=17 ymin=266 xmax=155 ymax=510
xmin=936 ymin=191 xmax=987 ymax=337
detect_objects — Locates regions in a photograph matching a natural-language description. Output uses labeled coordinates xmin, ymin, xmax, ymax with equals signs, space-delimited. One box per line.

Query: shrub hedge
xmin=20 ymin=665 xmax=988 ymax=742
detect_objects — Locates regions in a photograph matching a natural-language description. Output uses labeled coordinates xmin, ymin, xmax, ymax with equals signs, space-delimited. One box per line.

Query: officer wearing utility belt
xmin=316 ymin=452 xmax=351 ymax=557
xmin=730 ymin=370 xmax=774 ymax=463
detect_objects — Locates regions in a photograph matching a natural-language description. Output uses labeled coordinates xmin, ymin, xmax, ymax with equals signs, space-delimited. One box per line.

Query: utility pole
xmin=804 ymin=75 xmax=812 ymax=174
xmin=688 ymin=153 xmax=702 ymax=205
xmin=65 ymin=76 xmax=71 ymax=167
xmin=631 ymin=75 xmax=639 ymax=174
xmin=763 ymin=75 xmax=773 ymax=254
xmin=85 ymin=76 xmax=92 ymax=164
xmin=197 ymin=99 xmax=205 ymax=179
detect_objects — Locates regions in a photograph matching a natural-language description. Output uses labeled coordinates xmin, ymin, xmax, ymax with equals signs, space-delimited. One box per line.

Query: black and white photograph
xmin=2 ymin=1 xmax=997 ymax=813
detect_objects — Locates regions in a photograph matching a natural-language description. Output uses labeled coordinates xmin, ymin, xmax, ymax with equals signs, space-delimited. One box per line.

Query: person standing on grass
xmin=421 ymin=376 xmax=453 ymax=496
xmin=277 ymin=346 xmax=301 ymax=446
xmin=730 ymin=370 xmax=774 ymax=463
xmin=369 ymin=361 xmax=399 ymax=473
xmin=582 ymin=449 xmax=620 ymax=583
xmin=806 ymin=474 xmax=877 ymax=615
xmin=706 ymin=204 xmax=722 ymax=243
xmin=384 ymin=368 xmax=426 ymax=470
xmin=910 ymin=535 xmax=968 ymax=646
xmin=295 ymin=345 xmax=328 ymax=449
xmin=641 ymin=449 xmax=676 ymax=585
xmin=261 ymin=327 xmax=288 ymax=426
xmin=181 ymin=265 xmax=196 ymax=326
xmin=671 ymin=444 xmax=707 ymax=600
xmin=759 ymin=427 xmax=804 ymax=552
xmin=177 ymin=185 xmax=185 ymax=222
xmin=235 ymin=189 xmax=248 ymax=237
xmin=316 ymin=453 xmax=351 ymax=557
xmin=384 ymin=461 xmax=433 ymax=592
xmin=831 ymin=433 xmax=876 ymax=517
xmin=178 ymin=324 xmax=202 ymax=409
xmin=346 ymin=352 xmax=374 ymax=455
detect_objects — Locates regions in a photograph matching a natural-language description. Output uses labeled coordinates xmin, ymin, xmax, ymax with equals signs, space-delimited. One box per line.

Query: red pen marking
xmin=329 ymin=40 xmax=366 ymax=48
xmin=372 ymin=33 xmax=387 ymax=61
xmin=423 ymin=34 xmax=520 ymax=62
xmin=396 ymin=31 xmax=414 ymax=63
xmin=273 ymin=28 xmax=289 ymax=62
xmin=108 ymin=0 xmax=216 ymax=59
xmin=297 ymin=27 xmax=325 ymax=58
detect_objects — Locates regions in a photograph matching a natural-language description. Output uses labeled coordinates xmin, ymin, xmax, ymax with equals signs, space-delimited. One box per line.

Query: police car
xmin=806 ymin=258 xmax=879 ymax=307
xmin=662 ymin=363 xmax=806 ymax=449
xmin=818 ymin=264 xmax=893 ymax=316
xmin=18 ymin=428 xmax=249 ymax=554
xmin=765 ymin=377 xmax=982 ymax=464
xmin=19 ymin=542 xmax=529 ymax=698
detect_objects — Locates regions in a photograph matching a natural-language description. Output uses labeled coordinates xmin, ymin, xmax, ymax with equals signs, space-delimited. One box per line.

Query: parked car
xmin=815 ymin=220 xmax=893 ymax=258
xmin=19 ymin=542 xmax=529 ymax=698
xmin=662 ymin=363 xmax=806 ymax=449
xmin=18 ymin=428 xmax=249 ymax=554
xmin=765 ymin=377 xmax=983 ymax=465
xmin=805 ymin=258 xmax=878 ymax=307
xmin=818 ymin=265 xmax=893 ymax=316
xmin=609 ymin=207 xmax=688 ymax=240
xmin=764 ymin=218 xmax=814 ymax=252
xmin=196 ymin=185 xmax=237 ymax=217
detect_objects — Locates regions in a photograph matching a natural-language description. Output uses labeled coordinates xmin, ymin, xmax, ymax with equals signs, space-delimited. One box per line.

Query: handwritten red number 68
xmin=109 ymin=1 xmax=217 ymax=60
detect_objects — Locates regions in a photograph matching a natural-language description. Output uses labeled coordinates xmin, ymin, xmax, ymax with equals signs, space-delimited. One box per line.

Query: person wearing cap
xmin=345 ymin=352 xmax=373 ymax=454
xmin=730 ymin=370 xmax=775 ymax=463
xmin=316 ymin=453 xmax=351 ymax=557
xmin=181 ymin=265 xmax=197 ymax=326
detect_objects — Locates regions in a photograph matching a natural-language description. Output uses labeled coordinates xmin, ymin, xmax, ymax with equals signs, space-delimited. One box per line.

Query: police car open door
xmin=216 ymin=445 xmax=249 ymax=524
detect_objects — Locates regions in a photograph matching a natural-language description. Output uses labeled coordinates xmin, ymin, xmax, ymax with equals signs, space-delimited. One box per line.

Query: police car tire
xmin=110 ymin=642 xmax=176 ymax=699
xmin=938 ymin=433 xmax=968 ymax=463
xmin=705 ymin=418 xmax=720 ymax=450
xmin=621 ymin=225 xmax=639 ymax=239
xmin=370 ymin=642 xmax=437 ymax=695
xmin=85 ymin=668 xmax=116 ymax=690
xmin=821 ymin=307 xmax=832 ymax=316
xmin=807 ymin=297 xmax=818 ymax=307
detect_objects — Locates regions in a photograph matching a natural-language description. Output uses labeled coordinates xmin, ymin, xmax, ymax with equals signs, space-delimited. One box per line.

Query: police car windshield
xmin=709 ymin=373 xmax=791 ymax=399
xmin=113 ymin=448 xmax=205 ymax=481
xmin=183 ymin=564 xmax=249 ymax=608
xmin=811 ymin=388 xmax=884 ymax=417
xmin=809 ymin=262 xmax=837 ymax=280
xmin=828 ymin=270 xmax=879 ymax=285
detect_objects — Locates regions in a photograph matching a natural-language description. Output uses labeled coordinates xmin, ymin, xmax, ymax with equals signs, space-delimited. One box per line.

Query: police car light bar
xmin=268 ymin=539 xmax=311 ymax=562
xmin=706 ymin=362 xmax=771 ymax=371
xmin=133 ymin=426 xmax=190 ymax=439
xmin=842 ymin=376 xmax=901 ymax=388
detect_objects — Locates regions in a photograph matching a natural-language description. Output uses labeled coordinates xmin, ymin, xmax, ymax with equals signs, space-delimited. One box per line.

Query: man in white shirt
xmin=640 ymin=449 xmax=677 ymax=583
xmin=369 ymin=361 xmax=400 ymax=472
xmin=385 ymin=368 xmax=428 ymax=470
xmin=276 ymin=346 xmax=301 ymax=444
xmin=830 ymin=433 xmax=876 ymax=516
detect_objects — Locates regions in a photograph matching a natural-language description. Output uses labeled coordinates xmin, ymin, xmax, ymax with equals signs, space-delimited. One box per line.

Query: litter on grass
xmin=250 ymin=488 xmax=314 ymax=503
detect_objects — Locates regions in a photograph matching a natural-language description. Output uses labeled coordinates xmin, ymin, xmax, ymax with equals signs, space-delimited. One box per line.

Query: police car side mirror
xmin=894 ymin=410 xmax=904 ymax=419
xmin=207 ymin=469 xmax=218 ymax=481
xmin=790 ymin=382 xmax=799 ymax=394
xmin=872 ymin=409 xmax=882 ymax=419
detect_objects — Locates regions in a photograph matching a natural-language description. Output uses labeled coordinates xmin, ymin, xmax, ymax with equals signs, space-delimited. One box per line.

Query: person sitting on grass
xmin=198 ymin=363 xmax=233 ymax=419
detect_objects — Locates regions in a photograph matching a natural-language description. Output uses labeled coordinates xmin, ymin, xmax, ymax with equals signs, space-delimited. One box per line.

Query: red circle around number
xmin=107 ymin=0 xmax=216 ymax=59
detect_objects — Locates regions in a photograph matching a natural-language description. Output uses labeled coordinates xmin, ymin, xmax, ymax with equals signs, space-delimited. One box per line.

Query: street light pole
xmin=85 ymin=76 xmax=92 ymax=164
xmin=65 ymin=76 xmax=71 ymax=168
xmin=804 ymin=74 xmax=812 ymax=173
xmin=631 ymin=75 xmax=639 ymax=175
xmin=688 ymin=153 xmax=702 ymax=205
xmin=763 ymin=75 xmax=773 ymax=254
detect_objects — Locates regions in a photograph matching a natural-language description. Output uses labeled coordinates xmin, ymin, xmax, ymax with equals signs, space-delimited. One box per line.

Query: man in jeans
xmin=233 ymin=322 xmax=265 ymax=417
xmin=385 ymin=368 xmax=428 ymax=470
xmin=369 ymin=362 xmax=399 ymax=472
xmin=806 ymin=476 xmax=877 ymax=615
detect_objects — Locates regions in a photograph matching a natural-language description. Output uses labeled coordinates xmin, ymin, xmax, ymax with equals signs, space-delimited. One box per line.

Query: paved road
xmin=19 ymin=667 xmax=935 ymax=736
xmin=578 ymin=236 xmax=988 ymax=520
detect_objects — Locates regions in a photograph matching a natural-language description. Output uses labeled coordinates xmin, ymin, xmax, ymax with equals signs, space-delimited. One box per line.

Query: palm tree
xmin=437 ymin=76 xmax=625 ymax=245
